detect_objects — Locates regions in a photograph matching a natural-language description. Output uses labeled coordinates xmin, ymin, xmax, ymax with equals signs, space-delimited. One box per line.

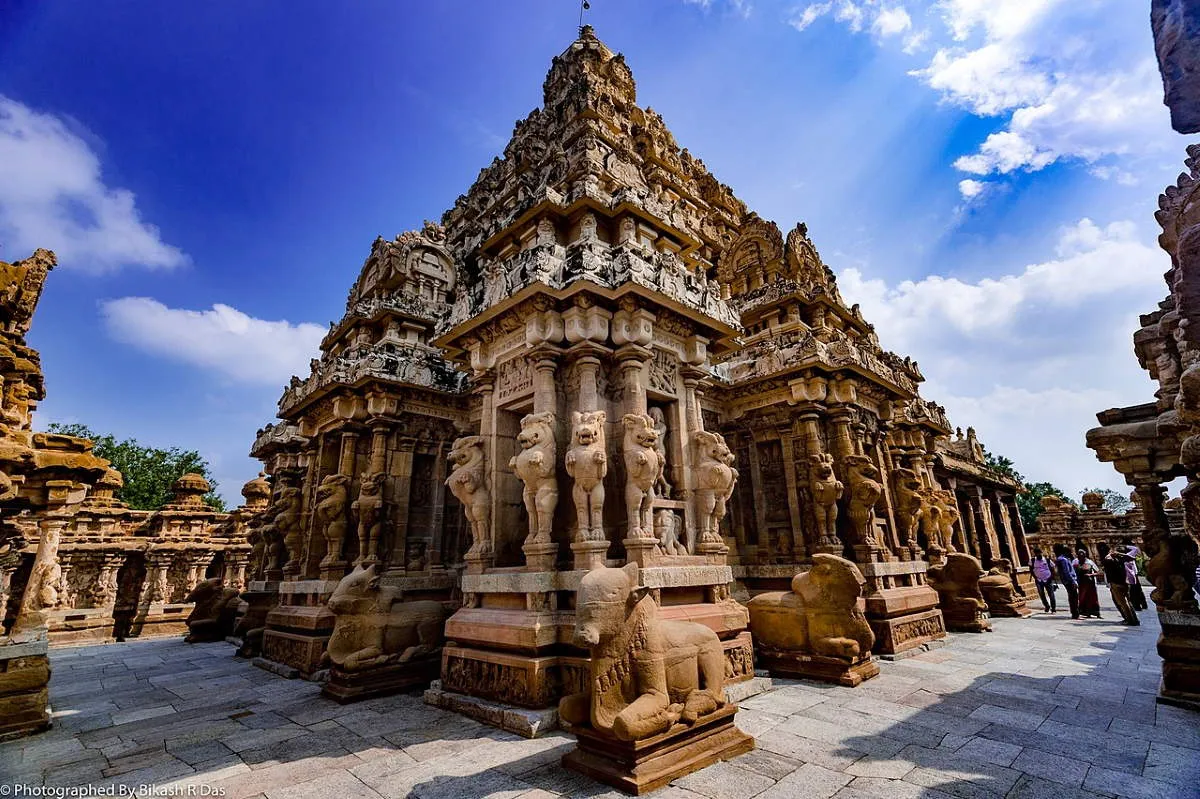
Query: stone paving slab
xmin=1 ymin=591 xmax=1196 ymax=798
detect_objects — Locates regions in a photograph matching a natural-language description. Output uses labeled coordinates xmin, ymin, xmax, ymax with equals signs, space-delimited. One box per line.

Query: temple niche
xmin=253 ymin=223 xmax=469 ymax=685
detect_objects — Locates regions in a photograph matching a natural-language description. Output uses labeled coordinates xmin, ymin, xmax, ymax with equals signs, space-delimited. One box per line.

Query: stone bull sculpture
xmin=184 ymin=578 xmax=240 ymax=643
xmin=559 ymin=562 xmax=726 ymax=741
xmin=321 ymin=564 xmax=448 ymax=672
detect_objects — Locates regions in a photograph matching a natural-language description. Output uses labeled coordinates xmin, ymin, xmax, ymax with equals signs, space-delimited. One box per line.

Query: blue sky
xmin=0 ymin=0 xmax=1193 ymax=504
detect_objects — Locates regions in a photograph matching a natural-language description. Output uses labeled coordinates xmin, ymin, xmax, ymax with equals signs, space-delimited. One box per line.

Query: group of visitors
xmin=1028 ymin=540 xmax=1147 ymax=625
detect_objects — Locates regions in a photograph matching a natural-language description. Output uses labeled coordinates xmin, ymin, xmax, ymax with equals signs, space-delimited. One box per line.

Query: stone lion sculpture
xmin=891 ymin=467 xmax=924 ymax=549
xmin=927 ymin=553 xmax=991 ymax=632
xmin=747 ymin=554 xmax=877 ymax=684
xmin=566 ymin=410 xmax=607 ymax=542
xmin=809 ymin=452 xmax=843 ymax=545
xmin=315 ymin=474 xmax=351 ymax=566
xmin=321 ymin=564 xmax=448 ymax=672
xmin=272 ymin=485 xmax=303 ymax=572
xmin=845 ymin=455 xmax=882 ymax=547
xmin=935 ymin=490 xmax=961 ymax=553
xmin=184 ymin=578 xmax=240 ymax=643
xmin=694 ymin=430 xmax=737 ymax=547
xmin=510 ymin=412 xmax=558 ymax=544
xmin=979 ymin=558 xmax=1031 ymax=617
xmin=622 ymin=413 xmax=662 ymax=539
xmin=559 ymin=562 xmax=725 ymax=741
xmin=446 ymin=435 xmax=490 ymax=559
xmin=352 ymin=472 xmax=385 ymax=565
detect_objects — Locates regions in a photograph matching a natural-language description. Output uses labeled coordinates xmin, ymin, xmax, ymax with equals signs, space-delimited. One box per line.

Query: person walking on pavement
xmin=1121 ymin=538 xmax=1148 ymax=611
xmin=1054 ymin=543 xmax=1080 ymax=619
xmin=1030 ymin=547 xmax=1057 ymax=613
xmin=1099 ymin=543 xmax=1139 ymax=625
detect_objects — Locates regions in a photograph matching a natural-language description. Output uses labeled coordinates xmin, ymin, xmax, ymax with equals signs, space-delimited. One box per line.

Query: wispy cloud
xmin=0 ymin=96 xmax=186 ymax=273
xmin=102 ymin=298 xmax=324 ymax=386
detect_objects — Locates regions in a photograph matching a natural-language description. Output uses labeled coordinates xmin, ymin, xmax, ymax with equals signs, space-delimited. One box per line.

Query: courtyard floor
xmin=2 ymin=591 xmax=1198 ymax=799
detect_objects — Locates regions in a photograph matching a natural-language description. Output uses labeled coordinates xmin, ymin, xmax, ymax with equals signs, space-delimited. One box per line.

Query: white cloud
xmin=957 ymin=178 xmax=986 ymax=199
xmin=0 ymin=96 xmax=186 ymax=274
xmin=685 ymin=0 xmax=753 ymax=18
xmin=788 ymin=0 xmax=1176 ymax=190
xmin=837 ymin=218 xmax=1167 ymax=493
xmin=102 ymin=298 xmax=324 ymax=386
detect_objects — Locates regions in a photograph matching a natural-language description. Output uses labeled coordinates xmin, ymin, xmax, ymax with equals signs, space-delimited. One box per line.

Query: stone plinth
xmin=0 ymin=628 xmax=51 ymax=741
xmin=1158 ymin=608 xmax=1200 ymax=711
xmin=859 ymin=560 xmax=946 ymax=656
xmin=45 ymin=607 xmax=116 ymax=644
xmin=257 ymin=579 xmax=339 ymax=679
xmin=129 ymin=602 xmax=194 ymax=639
xmin=562 ymin=704 xmax=754 ymax=795
xmin=233 ymin=580 xmax=280 ymax=658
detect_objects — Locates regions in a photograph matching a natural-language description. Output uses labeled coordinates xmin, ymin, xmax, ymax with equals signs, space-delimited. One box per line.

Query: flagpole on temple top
xmin=578 ymin=0 xmax=591 ymax=31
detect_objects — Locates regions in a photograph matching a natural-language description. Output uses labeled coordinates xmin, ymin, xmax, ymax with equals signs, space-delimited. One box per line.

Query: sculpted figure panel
xmin=891 ymin=468 xmax=924 ymax=549
xmin=844 ymin=455 xmax=882 ymax=547
xmin=622 ymin=413 xmax=661 ymax=539
xmin=323 ymin=564 xmax=448 ymax=672
xmin=655 ymin=509 xmax=686 ymax=555
xmin=315 ymin=474 xmax=351 ymax=566
xmin=510 ymin=412 xmax=558 ymax=544
xmin=694 ymin=430 xmax=737 ymax=547
xmin=353 ymin=472 xmax=385 ymax=565
xmin=272 ymin=485 xmax=303 ymax=572
xmin=809 ymin=453 xmax=843 ymax=546
xmin=648 ymin=407 xmax=671 ymax=498
xmin=558 ymin=563 xmax=725 ymax=741
xmin=566 ymin=410 xmax=607 ymax=542
xmin=447 ymin=435 xmax=491 ymax=558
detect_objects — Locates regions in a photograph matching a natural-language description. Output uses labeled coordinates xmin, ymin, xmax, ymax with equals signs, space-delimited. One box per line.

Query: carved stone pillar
xmin=1005 ymin=495 xmax=1032 ymax=566
xmin=390 ymin=437 xmax=417 ymax=569
xmin=470 ymin=376 xmax=497 ymax=574
xmin=428 ymin=440 xmax=449 ymax=569
xmin=14 ymin=516 xmax=67 ymax=632
xmin=569 ymin=345 xmax=613 ymax=571
xmin=779 ymin=430 xmax=808 ymax=561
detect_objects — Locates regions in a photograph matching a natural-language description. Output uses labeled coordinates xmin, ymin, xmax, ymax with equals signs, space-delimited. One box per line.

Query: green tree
xmin=46 ymin=423 xmax=226 ymax=511
xmin=983 ymin=448 xmax=1073 ymax=532
xmin=1080 ymin=486 xmax=1132 ymax=514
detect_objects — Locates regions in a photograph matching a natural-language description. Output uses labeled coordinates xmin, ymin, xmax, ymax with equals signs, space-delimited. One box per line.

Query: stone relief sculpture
xmin=315 ymin=474 xmax=352 ymax=567
xmin=648 ymin=406 xmax=671 ymax=498
xmin=927 ymin=553 xmax=991 ymax=633
xmin=273 ymin=485 xmax=303 ymax=573
xmin=891 ymin=467 xmax=924 ymax=550
xmin=844 ymin=455 xmax=882 ymax=547
xmin=655 ymin=509 xmax=686 ymax=555
xmin=694 ymin=431 xmax=738 ymax=547
xmin=622 ymin=413 xmax=662 ymax=539
xmin=352 ymin=472 xmax=386 ymax=565
xmin=809 ymin=453 xmax=843 ymax=548
xmin=978 ymin=558 xmax=1032 ymax=618
xmin=558 ymin=563 xmax=726 ymax=740
xmin=565 ymin=410 xmax=607 ymax=542
xmin=747 ymin=554 xmax=878 ymax=685
xmin=510 ymin=412 xmax=558 ymax=544
xmin=446 ymin=435 xmax=491 ymax=558
xmin=935 ymin=490 xmax=960 ymax=553
xmin=183 ymin=578 xmax=240 ymax=643
xmin=322 ymin=564 xmax=448 ymax=672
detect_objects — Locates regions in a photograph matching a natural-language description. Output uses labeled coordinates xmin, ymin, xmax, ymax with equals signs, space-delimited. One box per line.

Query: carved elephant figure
xmin=184 ymin=578 xmax=241 ymax=643
xmin=559 ymin=562 xmax=726 ymax=741
xmin=322 ymin=564 xmax=448 ymax=672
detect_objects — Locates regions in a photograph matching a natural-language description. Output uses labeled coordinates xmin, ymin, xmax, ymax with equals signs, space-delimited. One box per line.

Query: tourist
xmin=1099 ymin=543 xmax=1139 ymax=625
xmin=1074 ymin=547 xmax=1102 ymax=618
xmin=1054 ymin=544 xmax=1080 ymax=619
xmin=1121 ymin=538 xmax=1148 ymax=611
xmin=1030 ymin=548 xmax=1057 ymax=613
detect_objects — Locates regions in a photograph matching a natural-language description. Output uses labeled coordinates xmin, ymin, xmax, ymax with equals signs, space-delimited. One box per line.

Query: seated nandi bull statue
xmin=559 ymin=562 xmax=726 ymax=741
xmin=322 ymin=563 xmax=448 ymax=673
xmin=747 ymin=554 xmax=878 ymax=686
xmin=184 ymin=578 xmax=240 ymax=643
xmin=927 ymin=553 xmax=991 ymax=632
xmin=559 ymin=563 xmax=754 ymax=793
xmin=978 ymin=558 xmax=1032 ymax=617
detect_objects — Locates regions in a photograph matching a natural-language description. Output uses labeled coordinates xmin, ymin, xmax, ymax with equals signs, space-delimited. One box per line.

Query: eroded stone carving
xmin=892 ymin=468 xmax=924 ymax=550
xmin=648 ymin=406 xmax=671 ymax=498
xmin=809 ymin=453 xmax=843 ymax=548
xmin=352 ymin=472 xmax=385 ymax=565
xmin=747 ymin=554 xmax=878 ymax=685
xmin=323 ymin=564 xmax=447 ymax=671
xmin=622 ymin=413 xmax=661 ymax=540
xmin=184 ymin=578 xmax=240 ymax=643
xmin=694 ymin=430 xmax=737 ymax=547
xmin=315 ymin=474 xmax=351 ymax=567
xmin=559 ymin=562 xmax=725 ymax=740
xmin=845 ymin=455 xmax=882 ymax=548
xmin=655 ymin=509 xmax=686 ymax=555
xmin=566 ymin=410 xmax=607 ymax=542
xmin=447 ymin=435 xmax=491 ymax=559
xmin=927 ymin=553 xmax=991 ymax=633
xmin=510 ymin=412 xmax=558 ymax=545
